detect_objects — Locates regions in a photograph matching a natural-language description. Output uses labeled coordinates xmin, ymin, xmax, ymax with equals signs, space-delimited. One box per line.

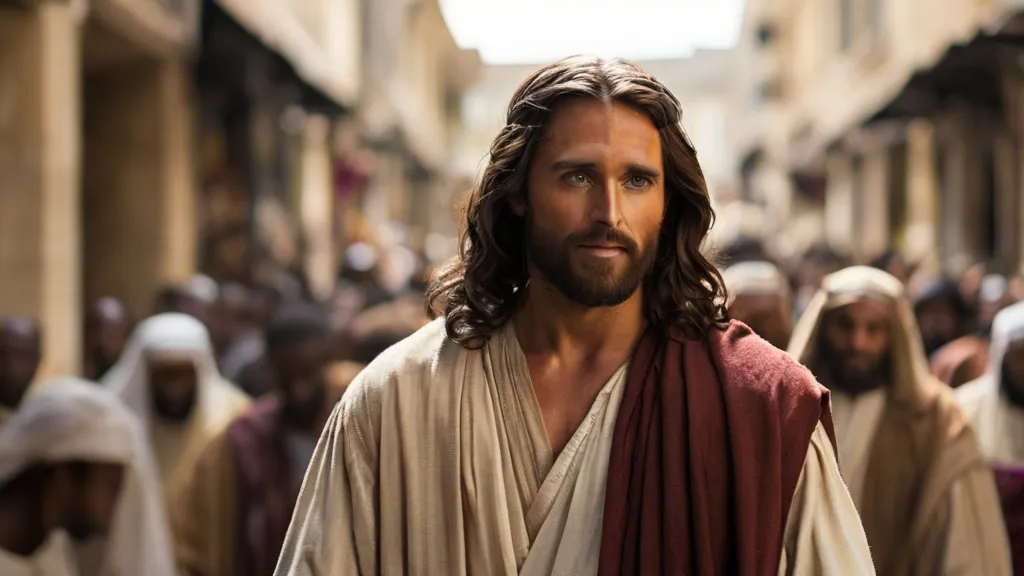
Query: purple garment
xmin=992 ymin=463 xmax=1024 ymax=575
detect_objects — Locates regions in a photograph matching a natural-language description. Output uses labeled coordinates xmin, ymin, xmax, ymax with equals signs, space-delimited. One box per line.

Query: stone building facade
xmin=731 ymin=0 xmax=1024 ymax=273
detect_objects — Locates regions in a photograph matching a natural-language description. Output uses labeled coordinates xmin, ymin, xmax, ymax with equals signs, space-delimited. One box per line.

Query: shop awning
xmin=208 ymin=0 xmax=358 ymax=109
xmin=868 ymin=29 xmax=1024 ymax=123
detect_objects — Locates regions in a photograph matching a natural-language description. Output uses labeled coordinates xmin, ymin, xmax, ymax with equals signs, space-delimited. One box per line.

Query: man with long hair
xmin=276 ymin=57 xmax=872 ymax=575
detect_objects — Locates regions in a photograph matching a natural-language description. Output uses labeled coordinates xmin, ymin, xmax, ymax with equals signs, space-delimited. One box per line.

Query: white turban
xmin=722 ymin=260 xmax=790 ymax=306
xmin=788 ymin=265 xmax=933 ymax=407
xmin=989 ymin=301 xmax=1024 ymax=379
xmin=0 ymin=377 xmax=175 ymax=576
xmin=102 ymin=313 xmax=223 ymax=431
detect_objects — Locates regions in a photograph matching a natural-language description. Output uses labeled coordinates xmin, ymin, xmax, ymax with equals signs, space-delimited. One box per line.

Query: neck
xmin=513 ymin=277 xmax=647 ymax=360
xmin=0 ymin=488 xmax=55 ymax=557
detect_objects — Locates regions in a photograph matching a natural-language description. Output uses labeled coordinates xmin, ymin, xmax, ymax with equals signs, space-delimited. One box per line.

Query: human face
xmin=0 ymin=320 xmax=41 ymax=409
xmin=1003 ymin=340 xmax=1024 ymax=393
xmin=268 ymin=337 xmax=330 ymax=428
xmin=730 ymin=294 xmax=791 ymax=350
xmin=915 ymin=298 xmax=962 ymax=356
xmin=147 ymin=358 xmax=198 ymax=421
xmin=85 ymin=302 xmax=130 ymax=378
xmin=55 ymin=462 xmax=125 ymax=541
xmin=517 ymin=98 xmax=665 ymax=307
xmin=820 ymin=299 xmax=892 ymax=393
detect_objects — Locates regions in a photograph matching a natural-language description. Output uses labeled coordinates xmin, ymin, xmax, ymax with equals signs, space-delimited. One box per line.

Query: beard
xmin=63 ymin=513 xmax=103 ymax=541
xmin=152 ymin=386 xmax=197 ymax=422
xmin=1002 ymin=371 xmax=1024 ymax=407
xmin=818 ymin=338 xmax=890 ymax=396
xmin=525 ymin=217 xmax=658 ymax=308
xmin=282 ymin=381 xmax=327 ymax=429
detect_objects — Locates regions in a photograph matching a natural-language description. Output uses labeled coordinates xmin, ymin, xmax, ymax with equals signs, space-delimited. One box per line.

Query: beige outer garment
xmin=789 ymin=266 xmax=1011 ymax=576
xmin=275 ymin=319 xmax=874 ymax=575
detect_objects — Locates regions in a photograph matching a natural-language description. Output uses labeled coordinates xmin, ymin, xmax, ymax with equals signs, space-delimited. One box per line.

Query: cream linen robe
xmin=276 ymin=319 xmax=873 ymax=575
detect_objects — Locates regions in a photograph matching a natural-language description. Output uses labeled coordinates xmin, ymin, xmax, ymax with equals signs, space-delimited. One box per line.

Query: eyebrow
xmin=549 ymin=159 xmax=662 ymax=179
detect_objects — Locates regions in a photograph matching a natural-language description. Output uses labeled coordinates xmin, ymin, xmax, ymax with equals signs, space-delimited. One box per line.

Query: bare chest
xmin=527 ymin=361 xmax=623 ymax=458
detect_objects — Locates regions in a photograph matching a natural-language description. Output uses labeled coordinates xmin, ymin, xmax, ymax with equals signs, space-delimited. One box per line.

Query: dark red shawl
xmin=226 ymin=395 xmax=296 ymax=576
xmin=598 ymin=321 xmax=836 ymax=575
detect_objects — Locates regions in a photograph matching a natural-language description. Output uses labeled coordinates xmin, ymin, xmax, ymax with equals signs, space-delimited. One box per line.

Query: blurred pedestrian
xmin=101 ymin=314 xmax=250 ymax=527
xmin=722 ymin=260 xmax=792 ymax=349
xmin=0 ymin=377 xmax=174 ymax=576
xmin=174 ymin=303 xmax=362 ymax=576
xmin=959 ymin=301 xmax=1024 ymax=573
xmin=870 ymin=249 xmax=912 ymax=285
xmin=789 ymin=266 xmax=1010 ymax=574
xmin=912 ymin=279 xmax=971 ymax=358
xmin=932 ymin=273 xmax=1019 ymax=388
xmin=341 ymin=299 xmax=429 ymax=366
xmin=84 ymin=298 xmax=133 ymax=381
xmin=0 ymin=316 xmax=41 ymax=426
xmin=277 ymin=57 xmax=870 ymax=576
xmin=211 ymin=282 xmax=252 ymax=370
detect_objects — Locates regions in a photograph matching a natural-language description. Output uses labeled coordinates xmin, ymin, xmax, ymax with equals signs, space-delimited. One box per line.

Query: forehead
xmin=536 ymin=98 xmax=661 ymax=165
xmin=828 ymin=298 xmax=891 ymax=323
xmin=0 ymin=323 xmax=39 ymax=348
xmin=146 ymin=356 xmax=195 ymax=371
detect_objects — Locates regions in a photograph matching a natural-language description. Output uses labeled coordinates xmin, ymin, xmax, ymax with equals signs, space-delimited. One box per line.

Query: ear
xmin=509 ymin=193 xmax=527 ymax=217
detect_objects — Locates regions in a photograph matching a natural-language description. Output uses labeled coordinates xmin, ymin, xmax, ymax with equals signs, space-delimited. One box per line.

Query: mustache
xmin=569 ymin=227 xmax=639 ymax=253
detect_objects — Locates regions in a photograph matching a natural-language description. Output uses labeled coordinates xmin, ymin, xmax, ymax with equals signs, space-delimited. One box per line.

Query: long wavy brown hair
xmin=427 ymin=56 xmax=729 ymax=349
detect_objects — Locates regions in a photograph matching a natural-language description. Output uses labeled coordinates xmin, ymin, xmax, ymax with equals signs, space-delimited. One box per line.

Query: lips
xmin=579 ymin=245 xmax=626 ymax=258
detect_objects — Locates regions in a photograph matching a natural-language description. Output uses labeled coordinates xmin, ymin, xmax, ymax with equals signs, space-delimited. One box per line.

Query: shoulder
xmin=955 ymin=374 xmax=993 ymax=418
xmin=343 ymin=317 xmax=452 ymax=404
xmin=212 ymin=377 xmax=253 ymax=409
xmin=911 ymin=374 xmax=979 ymax=449
xmin=334 ymin=318 xmax=456 ymax=445
xmin=708 ymin=320 xmax=824 ymax=399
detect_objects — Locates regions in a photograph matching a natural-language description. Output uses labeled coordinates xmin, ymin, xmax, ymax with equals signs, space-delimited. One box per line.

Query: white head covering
xmin=102 ymin=313 xmax=222 ymax=429
xmin=0 ymin=377 xmax=175 ymax=576
xmin=722 ymin=260 xmax=790 ymax=305
xmin=989 ymin=301 xmax=1024 ymax=380
xmin=788 ymin=265 xmax=933 ymax=406
xmin=956 ymin=299 xmax=1024 ymax=463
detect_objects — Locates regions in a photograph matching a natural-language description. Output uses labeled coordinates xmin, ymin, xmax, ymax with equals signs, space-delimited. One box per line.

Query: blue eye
xmin=627 ymin=175 xmax=652 ymax=189
xmin=565 ymin=173 xmax=588 ymax=186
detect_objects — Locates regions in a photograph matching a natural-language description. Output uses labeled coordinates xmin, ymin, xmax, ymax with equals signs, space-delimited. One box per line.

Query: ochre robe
xmin=275 ymin=319 xmax=873 ymax=575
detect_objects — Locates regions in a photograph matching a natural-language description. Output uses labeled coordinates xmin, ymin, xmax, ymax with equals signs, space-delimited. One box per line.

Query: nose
xmin=849 ymin=327 xmax=873 ymax=352
xmin=590 ymin=180 xmax=622 ymax=227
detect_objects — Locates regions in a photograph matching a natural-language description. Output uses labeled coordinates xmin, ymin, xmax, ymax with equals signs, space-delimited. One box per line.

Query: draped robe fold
xmin=275 ymin=319 xmax=873 ymax=575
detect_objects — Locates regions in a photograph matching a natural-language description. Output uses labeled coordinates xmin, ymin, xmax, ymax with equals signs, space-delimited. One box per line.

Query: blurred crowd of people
xmin=0 ymin=242 xmax=430 ymax=576
xmin=5 ymin=231 xmax=1024 ymax=575
xmin=723 ymin=240 xmax=1024 ymax=573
